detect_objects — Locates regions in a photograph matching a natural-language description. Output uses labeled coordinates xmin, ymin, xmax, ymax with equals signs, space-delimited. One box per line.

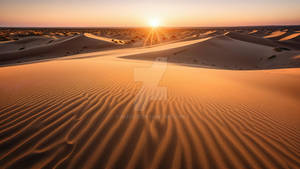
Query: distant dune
xmin=248 ymin=30 xmax=258 ymax=34
xmin=0 ymin=36 xmax=54 ymax=53
xmin=264 ymin=30 xmax=287 ymax=39
xmin=124 ymin=34 xmax=300 ymax=70
xmin=0 ymin=34 xmax=119 ymax=65
xmin=280 ymin=32 xmax=300 ymax=41
xmin=226 ymin=32 xmax=277 ymax=47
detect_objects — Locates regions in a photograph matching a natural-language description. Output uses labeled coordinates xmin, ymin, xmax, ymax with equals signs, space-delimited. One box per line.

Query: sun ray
xmin=149 ymin=18 xmax=160 ymax=28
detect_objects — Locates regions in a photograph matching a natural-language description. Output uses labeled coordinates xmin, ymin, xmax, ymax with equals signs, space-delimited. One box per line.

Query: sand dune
xmin=280 ymin=32 xmax=300 ymax=41
xmin=0 ymin=34 xmax=119 ymax=65
xmin=225 ymin=32 xmax=277 ymax=47
xmin=202 ymin=30 xmax=217 ymax=36
xmin=124 ymin=35 xmax=300 ymax=69
xmin=262 ymin=30 xmax=300 ymax=42
xmin=0 ymin=36 xmax=54 ymax=54
xmin=264 ymin=30 xmax=287 ymax=39
xmin=0 ymin=29 xmax=300 ymax=169
xmin=247 ymin=30 xmax=273 ymax=37
xmin=0 ymin=55 xmax=299 ymax=169
xmin=226 ymin=31 xmax=300 ymax=51
xmin=248 ymin=30 xmax=258 ymax=34
xmin=84 ymin=33 xmax=126 ymax=44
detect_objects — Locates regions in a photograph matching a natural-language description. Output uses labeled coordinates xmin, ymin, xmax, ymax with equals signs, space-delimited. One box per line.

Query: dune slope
xmin=0 ymin=34 xmax=119 ymax=65
xmin=280 ymin=33 xmax=300 ymax=41
xmin=0 ymin=36 xmax=54 ymax=54
xmin=264 ymin=30 xmax=287 ymax=39
xmin=124 ymin=35 xmax=300 ymax=69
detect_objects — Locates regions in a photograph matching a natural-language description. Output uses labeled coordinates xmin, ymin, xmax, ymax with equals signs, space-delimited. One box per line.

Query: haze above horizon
xmin=1 ymin=0 xmax=300 ymax=27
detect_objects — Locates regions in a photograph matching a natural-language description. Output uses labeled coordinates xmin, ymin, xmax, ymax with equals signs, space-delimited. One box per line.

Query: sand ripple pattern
xmin=0 ymin=83 xmax=299 ymax=169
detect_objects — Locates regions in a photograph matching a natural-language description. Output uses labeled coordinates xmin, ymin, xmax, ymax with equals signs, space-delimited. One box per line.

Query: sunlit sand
xmin=0 ymin=26 xmax=299 ymax=169
xmin=2 ymin=0 xmax=300 ymax=168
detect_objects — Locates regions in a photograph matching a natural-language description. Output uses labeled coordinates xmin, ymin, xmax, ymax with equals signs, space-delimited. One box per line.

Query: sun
xmin=149 ymin=18 xmax=160 ymax=28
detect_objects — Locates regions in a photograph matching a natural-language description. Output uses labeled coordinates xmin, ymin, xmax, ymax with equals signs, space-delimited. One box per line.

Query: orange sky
xmin=1 ymin=0 xmax=300 ymax=27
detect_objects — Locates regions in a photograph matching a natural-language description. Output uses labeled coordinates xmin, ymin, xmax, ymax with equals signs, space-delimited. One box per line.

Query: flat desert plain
xmin=0 ymin=27 xmax=300 ymax=169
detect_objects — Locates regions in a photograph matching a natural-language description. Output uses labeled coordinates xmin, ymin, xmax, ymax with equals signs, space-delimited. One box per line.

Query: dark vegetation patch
xmin=273 ymin=47 xmax=291 ymax=52
xmin=268 ymin=55 xmax=277 ymax=60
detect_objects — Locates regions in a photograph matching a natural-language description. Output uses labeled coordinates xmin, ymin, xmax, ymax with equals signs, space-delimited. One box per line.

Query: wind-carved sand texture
xmin=134 ymin=57 xmax=168 ymax=111
xmin=0 ymin=27 xmax=300 ymax=169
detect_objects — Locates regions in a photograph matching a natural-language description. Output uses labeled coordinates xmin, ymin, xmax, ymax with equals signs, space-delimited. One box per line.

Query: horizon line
xmin=1 ymin=24 xmax=300 ymax=29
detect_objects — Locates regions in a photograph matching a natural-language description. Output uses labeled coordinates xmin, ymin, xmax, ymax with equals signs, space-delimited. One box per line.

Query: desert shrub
xmin=268 ymin=55 xmax=277 ymax=60
xmin=273 ymin=47 xmax=291 ymax=52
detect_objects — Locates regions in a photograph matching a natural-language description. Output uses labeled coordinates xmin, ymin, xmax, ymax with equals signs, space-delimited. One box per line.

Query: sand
xmin=264 ymin=30 xmax=287 ymax=39
xmin=280 ymin=33 xmax=300 ymax=41
xmin=0 ymin=34 xmax=119 ymax=65
xmin=0 ymin=29 xmax=300 ymax=169
xmin=124 ymin=34 xmax=300 ymax=69
xmin=0 ymin=36 xmax=54 ymax=53
xmin=248 ymin=30 xmax=258 ymax=34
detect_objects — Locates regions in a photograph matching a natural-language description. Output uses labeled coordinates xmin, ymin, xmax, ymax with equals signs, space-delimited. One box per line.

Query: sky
xmin=1 ymin=0 xmax=300 ymax=27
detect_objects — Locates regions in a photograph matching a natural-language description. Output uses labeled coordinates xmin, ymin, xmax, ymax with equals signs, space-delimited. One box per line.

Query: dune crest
xmin=248 ymin=30 xmax=258 ymax=34
xmin=123 ymin=34 xmax=300 ymax=70
xmin=280 ymin=33 xmax=300 ymax=41
xmin=0 ymin=34 xmax=119 ymax=65
xmin=264 ymin=30 xmax=287 ymax=39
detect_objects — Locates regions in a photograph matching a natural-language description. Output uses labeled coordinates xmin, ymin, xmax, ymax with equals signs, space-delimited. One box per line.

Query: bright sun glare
xmin=149 ymin=18 xmax=160 ymax=28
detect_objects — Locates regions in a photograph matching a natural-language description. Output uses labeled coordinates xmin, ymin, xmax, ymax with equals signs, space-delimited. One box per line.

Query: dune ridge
xmin=124 ymin=34 xmax=300 ymax=70
xmin=280 ymin=33 xmax=300 ymax=41
xmin=0 ymin=34 xmax=119 ymax=65
xmin=264 ymin=30 xmax=287 ymax=39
